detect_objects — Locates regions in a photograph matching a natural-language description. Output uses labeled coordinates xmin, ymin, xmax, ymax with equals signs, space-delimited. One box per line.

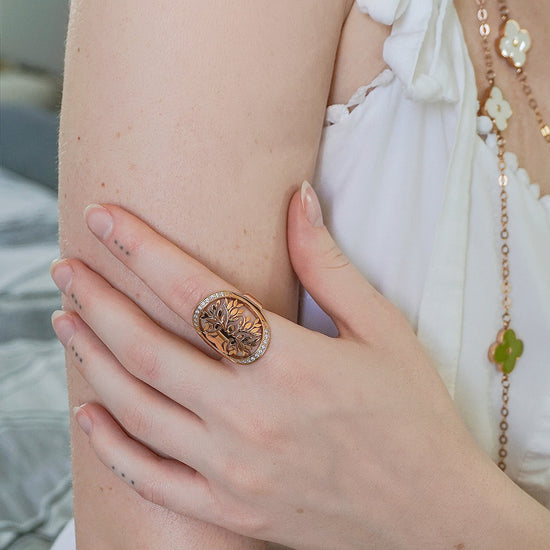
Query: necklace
xmin=475 ymin=0 xmax=549 ymax=472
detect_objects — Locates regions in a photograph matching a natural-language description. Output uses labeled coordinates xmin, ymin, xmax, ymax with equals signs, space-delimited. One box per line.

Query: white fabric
xmin=302 ymin=0 xmax=550 ymax=507
xmin=52 ymin=0 xmax=550 ymax=547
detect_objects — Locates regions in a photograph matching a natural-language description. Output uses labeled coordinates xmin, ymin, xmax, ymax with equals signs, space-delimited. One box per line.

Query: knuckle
xmin=116 ymin=229 xmax=143 ymax=256
xmin=215 ymin=446 xmax=274 ymax=502
xmin=119 ymin=401 xmax=153 ymax=439
xmin=167 ymin=273 xmax=207 ymax=315
xmin=267 ymin=349 xmax=320 ymax=398
xmin=217 ymin=454 xmax=260 ymax=497
xmin=322 ymin=243 xmax=350 ymax=270
xmin=136 ymin=475 xmax=166 ymax=508
xmin=125 ymin=332 xmax=164 ymax=384
xmin=228 ymin=509 xmax=268 ymax=538
xmin=67 ymin=276 xmax=90 ymax=309
xmin=246 ymin=417 xmax=286 ymax=455
xmin=221 ymin=399 xmax=284 ymax=452
xmin=216 ymin=454 xmax=246 ymax=489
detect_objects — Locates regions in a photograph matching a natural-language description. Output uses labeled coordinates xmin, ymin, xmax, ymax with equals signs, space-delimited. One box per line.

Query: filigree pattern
xmin=200 ymin=298 xmax=262 ymax=357
xmin=193 ymin=291 xmax=270 ymax=364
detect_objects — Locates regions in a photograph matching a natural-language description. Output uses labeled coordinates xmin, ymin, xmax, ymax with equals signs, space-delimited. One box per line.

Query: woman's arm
xmin=52 ymin=196 xmax=550 ymax=549
xmin=58 ymin=1 xmax=353 ymax=547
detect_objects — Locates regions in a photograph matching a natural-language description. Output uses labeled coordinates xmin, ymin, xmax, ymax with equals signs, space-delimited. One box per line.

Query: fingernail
xmin=73 ymin=405 xmax=92 ymax=436
xmin=50 ymin=259 xmax=74 ymax=293
xmin=300 ymin=181 xmax=324 ymax=227
xmin=85 ymin=204 xmax=113 ymax=240
xmin=51 ymin=310 xmax=75 ymax=346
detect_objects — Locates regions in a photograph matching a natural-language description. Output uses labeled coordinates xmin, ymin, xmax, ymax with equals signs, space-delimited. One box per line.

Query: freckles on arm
xmin=58 ymin=1 xmax=351 ymax=548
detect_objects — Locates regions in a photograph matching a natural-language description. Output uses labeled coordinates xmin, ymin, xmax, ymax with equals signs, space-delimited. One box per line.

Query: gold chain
xmin=498 ymin=374 xmax=510 ymax=470
xmin=474 ymin=0 xmax=539 ymax=472
xmin=514 ymin=68 xmax=550 ymax=142
xmin=495 ymin=0 xmax=550 ymax=142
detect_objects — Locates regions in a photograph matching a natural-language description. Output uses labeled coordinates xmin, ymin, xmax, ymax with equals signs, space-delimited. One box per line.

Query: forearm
xmin=58 ymin=0 xmax=349 ymax=548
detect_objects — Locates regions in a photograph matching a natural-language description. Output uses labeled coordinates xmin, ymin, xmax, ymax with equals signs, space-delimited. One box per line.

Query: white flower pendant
xmin=485 ymin=86 xmax=513 ymax=131
xmin=499 ymin=19 xmax=531 ymax=68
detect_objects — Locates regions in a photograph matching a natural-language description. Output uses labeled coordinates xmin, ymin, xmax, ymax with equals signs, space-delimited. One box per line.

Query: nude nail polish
xmin=300 ymin=181 xmax=324 ymax=227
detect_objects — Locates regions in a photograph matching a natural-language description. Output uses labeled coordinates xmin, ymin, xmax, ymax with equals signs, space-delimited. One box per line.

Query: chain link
xmin=514 ymin=68 xmax=550 ymax=143
xmin=476 ymin=1 xmax=496 ymax=85
xmin=498 ymin=374 xmax=510 ymax=470
xmin=496 ymin=0 xmax=509 ymax=22
xmin=476 ymin=0 xmax=547 ymax=472
xmin=497 ymin=0 xmax=550 ymax=144
xmin=496 ymin=130 xmax=511 ymax=471
xmin=478 ymin=0 xmax=550 ymax=143
xmin=475 ymin=0 xmax=511 ymax=471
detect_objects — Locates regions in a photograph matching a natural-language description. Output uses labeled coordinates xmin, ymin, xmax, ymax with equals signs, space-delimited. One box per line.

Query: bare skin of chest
xmin=329 ymin=1 xmax=550 ymax=198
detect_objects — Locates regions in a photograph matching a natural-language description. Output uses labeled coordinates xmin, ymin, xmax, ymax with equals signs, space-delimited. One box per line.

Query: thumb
xmin=287 ymin=181 xmax=401 ymax=342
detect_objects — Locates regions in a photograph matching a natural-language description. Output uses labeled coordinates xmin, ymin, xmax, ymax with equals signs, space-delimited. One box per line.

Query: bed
xmin=0 ymin=162 xmax=73 ymax=550
xmin=1 ymin=3 xmax=74 ymax=546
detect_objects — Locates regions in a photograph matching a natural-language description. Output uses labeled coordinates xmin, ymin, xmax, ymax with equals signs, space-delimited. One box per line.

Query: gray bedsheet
xmin=0 ymin=166 xmax=72 ymax=550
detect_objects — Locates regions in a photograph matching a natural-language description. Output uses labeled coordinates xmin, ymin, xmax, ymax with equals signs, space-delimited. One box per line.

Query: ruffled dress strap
xmin=357 ymin=0 xmax=460 ymax=102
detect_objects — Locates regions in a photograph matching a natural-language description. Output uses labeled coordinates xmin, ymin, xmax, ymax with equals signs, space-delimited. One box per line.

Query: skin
xmin=56 ymin=0 xmax=549 ymax=548
xmin=333 ymin=0 xmax=550 ymax=196
xmin=57 ymin=1 xmax=358 ymax=548
xmin=51 ymin=188 xmax=550 ymax=549
xmin=454 ymin=0 xmax=550 ymax=196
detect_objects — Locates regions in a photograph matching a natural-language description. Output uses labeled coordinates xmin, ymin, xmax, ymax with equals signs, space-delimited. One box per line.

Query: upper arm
xmin=58 ymin=1 xmax=351 ymax=548
xmin=60 ymin=0 xmax=351 ymax=320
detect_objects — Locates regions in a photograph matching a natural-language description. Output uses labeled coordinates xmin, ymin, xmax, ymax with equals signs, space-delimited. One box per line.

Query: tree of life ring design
xmin=193 ymin=291 xmax=270 ymax=364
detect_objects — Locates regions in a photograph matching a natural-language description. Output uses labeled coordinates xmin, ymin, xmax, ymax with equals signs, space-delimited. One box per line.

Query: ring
xmin=192 ymin=290 xmax=271 ymax=364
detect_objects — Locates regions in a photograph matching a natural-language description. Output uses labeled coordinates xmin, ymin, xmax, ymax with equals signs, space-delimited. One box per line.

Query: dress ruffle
xmin=357 ymin=0 xmax=459 ymax=102
xmin=324 ymin=69 xmax=395 ymax=126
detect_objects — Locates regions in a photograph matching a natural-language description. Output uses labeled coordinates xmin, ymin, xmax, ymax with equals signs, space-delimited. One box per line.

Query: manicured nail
xmin=73 ymin=405 xmax=92 ymax=436
xmin=85 ymin=204 xmax=113 ymax=241
xmin=50 ymin=259 xmax=74 ymax=293
xmin=51 ymin=310 xmax=75 ymax=346
xmin=300 ymin=181 xmax=324 ymax=227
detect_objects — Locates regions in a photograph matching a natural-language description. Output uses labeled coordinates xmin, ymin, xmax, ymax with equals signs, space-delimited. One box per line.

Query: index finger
xmin=84 ymin=203 xmax=282 ymax=365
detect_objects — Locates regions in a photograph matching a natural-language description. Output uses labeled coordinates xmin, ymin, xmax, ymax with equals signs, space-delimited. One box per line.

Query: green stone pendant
xmin=488 ymin=328 xmax=524 ymax=374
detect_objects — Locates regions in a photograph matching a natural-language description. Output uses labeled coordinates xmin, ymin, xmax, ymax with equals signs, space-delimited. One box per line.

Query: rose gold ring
xmin=192 ymin=291 xmax=270 ymax=364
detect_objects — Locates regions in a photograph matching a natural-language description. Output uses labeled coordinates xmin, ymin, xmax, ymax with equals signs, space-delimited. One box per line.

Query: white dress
xmin=52 ymin=0 xmax=550 ymax=547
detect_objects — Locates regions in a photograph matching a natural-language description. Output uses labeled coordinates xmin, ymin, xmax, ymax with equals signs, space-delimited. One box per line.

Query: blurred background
xmin=0 ymin=1 xmax=74 ymax=548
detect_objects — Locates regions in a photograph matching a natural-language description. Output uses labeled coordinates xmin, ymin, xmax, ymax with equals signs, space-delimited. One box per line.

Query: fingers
xmin=52 ymin=310 xmax=213 ymax=472
xmin=81 ymin=201 xmax=298 ymax=368
xmin=50 ymin=257 xmax=231 ymax=418
xmin=73 ymin=402 xmax=217 ymax=522
xmin=84 ymin=203 xmax=243 ymax=328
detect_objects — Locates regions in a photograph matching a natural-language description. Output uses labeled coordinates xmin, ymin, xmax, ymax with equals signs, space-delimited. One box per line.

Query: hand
xmin=51 ymin=181 xmax=502 ymax=549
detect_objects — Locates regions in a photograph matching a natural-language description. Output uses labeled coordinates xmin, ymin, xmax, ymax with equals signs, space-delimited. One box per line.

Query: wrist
xmin=426 ymin=446 xmax=550 ymax=549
